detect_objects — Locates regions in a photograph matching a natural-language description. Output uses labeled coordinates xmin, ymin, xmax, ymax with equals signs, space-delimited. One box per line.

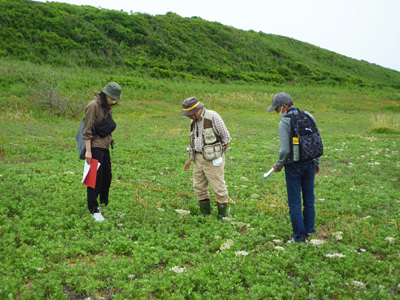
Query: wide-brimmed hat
xmin=266 ymin=92 xmax=293 ymax=111
xmin=181 ymin=97 xmax=204 ymax=116
xmin=102 ymin=82 xmax=122 ymax=100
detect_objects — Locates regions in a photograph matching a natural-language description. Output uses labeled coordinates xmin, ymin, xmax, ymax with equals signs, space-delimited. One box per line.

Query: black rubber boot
xmin=217 ymin=203 xmax=228 ymax=220
xmin=199 ymin=199 xmax=211 ymax=216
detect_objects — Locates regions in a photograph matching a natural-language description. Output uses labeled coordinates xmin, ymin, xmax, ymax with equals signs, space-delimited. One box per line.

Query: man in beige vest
xmin=181 ymin=97 xmax=231 ymax=220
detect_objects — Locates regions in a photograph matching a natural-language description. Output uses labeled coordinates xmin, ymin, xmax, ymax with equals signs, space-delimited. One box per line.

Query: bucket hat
xmin=181 ymin=97 xmax=204 ymax=116
xmin=102 ymin=82 xmax=122 ymax=100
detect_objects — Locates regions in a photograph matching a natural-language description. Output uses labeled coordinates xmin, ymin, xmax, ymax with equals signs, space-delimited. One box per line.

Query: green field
xmin=0 ymin=58 xmax=399 ymax=299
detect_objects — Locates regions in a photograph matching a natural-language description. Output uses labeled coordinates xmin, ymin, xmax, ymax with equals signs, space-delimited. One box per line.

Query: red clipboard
xmin=83 ymin=159 xmax=99 ymax=189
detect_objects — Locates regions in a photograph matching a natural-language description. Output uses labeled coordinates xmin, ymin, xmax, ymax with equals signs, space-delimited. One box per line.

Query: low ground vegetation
xmin=0 ymin=59 xmax=399 ymax=299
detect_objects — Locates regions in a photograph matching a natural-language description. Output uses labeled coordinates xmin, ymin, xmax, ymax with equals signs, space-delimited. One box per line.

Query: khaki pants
xmin=193 ymin=153 xmax=229 ymax=204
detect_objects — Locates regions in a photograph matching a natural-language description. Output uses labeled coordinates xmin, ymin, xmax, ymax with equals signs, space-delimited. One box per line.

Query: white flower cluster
xmin=235 ymin=251 xmax=249 ymax=256
xmin=175 ymin=209 xmax=190 ymax=215
xmin=309 ymin=239 xmax=325 ymax=245
xmin=157 ymin=207 xmax=165 ymax=212
xmin=325 ymin=253 xmax=345 ymax=258
xmin=351 ymin=280 xmax=367 ymax=288
xmin=220 ymin=239 xmax=234 ymax=251
xmin=233 ymin=222 xmax=250 ymax=228
xmin=274 ymin=246 xmax=285 ymax=251
xmin=169 ymin=266 xmax=186 ymax=274
xmin=273 ymin=239 xmax=282 ymax=244
xmin=332 ymin=231 xmax=343 ymax=240
xmin=385 ymin=237 xmax=395 ymax=243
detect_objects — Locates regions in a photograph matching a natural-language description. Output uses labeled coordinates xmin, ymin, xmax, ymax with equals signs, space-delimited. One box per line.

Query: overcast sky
xmin=34 ymin=0 xmax=400 ymax=72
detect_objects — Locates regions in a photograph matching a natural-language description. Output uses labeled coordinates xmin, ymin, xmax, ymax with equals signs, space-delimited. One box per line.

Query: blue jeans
xmin=284 ymin=161 xmax=316 ymax=242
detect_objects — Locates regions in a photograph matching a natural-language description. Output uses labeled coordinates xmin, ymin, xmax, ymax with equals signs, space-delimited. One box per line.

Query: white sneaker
xmin=93 ymin=212 xmax=105 ymax=222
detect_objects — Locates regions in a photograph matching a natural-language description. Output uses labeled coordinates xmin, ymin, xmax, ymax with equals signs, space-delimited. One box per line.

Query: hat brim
xmin=181 ymin=102 xmax=204 ymax=116
xmin=102 ymin=88 xmax=121 ymax=100
xmin=266 ymin=105 xmax=276 ymax=112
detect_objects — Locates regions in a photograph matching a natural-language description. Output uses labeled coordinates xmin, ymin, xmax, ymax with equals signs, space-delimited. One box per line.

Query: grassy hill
xmin=1 ymin=0 xmax=400 ymax=88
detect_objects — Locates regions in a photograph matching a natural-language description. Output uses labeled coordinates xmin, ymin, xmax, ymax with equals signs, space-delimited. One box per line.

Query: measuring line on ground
xmin=8 ymin=167 xmax=399 ymax=226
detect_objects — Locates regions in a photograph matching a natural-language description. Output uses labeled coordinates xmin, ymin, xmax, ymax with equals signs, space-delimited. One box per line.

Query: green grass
xmin=0 ymin=59 xmax=399 ymax=299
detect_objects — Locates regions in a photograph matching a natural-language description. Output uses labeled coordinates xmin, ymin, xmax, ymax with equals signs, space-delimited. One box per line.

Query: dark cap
xmin=267 ymin=92 xmax=293 ymax=111
xmin=181 ymin=97 xmax=204 ymax=116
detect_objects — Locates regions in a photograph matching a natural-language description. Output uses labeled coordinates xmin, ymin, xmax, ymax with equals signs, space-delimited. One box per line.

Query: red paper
xmin=83 ymin=159 xmax=99 ymax=188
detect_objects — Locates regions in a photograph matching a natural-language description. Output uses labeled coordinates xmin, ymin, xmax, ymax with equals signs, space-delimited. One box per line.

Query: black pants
xmin=87 ymin=147 xmax=112 ymax=213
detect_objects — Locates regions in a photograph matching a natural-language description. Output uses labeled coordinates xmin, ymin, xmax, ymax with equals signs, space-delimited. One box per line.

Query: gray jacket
xmin=276 ymin=108 xmax=321 ymax=170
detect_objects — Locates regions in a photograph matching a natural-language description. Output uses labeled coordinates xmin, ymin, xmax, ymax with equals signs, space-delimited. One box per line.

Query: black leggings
xmin=87 ymin=147 xmax=112 ymax=213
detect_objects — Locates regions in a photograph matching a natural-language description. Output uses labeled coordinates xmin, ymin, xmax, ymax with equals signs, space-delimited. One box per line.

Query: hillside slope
xmin=1 ymin=0 xmax=399 ymax=87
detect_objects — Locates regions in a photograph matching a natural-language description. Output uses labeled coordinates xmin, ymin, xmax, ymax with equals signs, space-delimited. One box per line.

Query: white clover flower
xmin=157 ymin=208 xmax=165 ymax=212
xmin=309 ymin=239 xmax=325 ymax=245
xmin=325 ymin=253 xmax=345 ymax=258
xmin=359 ymin=248 xmax=367 ymax=252
xmin=235 ymin=251 xmax=249 ymax=256
xmin=128 ymin=274 xmax=136 ymax=279
xmin=117 ymin=223 xmax=124 ymax=227
xmin=220 ymin=239 xmax=234 ymax=251
xmin=222 ymin=217 xmax=234 ymax=222
xmin=317 ymin=198 xmax=326 ymax=202
xmin=36 ymin=267 xmax=43 ymax=271
xmin=273 ymin=239 xmax=282 ymax=244
xmin=351 ymin=281 xmax=367 ymax=288
xmin=274 ymin=246 xmax=285 ymax=251
xmin=169 ymin=266 xmax=186 ymax=274
xmin=175 ymin=209 xmax=190 ymax=215
xmin=385 ymin=237 xmax=395 ymax=243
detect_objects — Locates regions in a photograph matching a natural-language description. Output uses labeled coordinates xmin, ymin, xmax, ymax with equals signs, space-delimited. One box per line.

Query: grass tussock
xmin=371 ymin=113 xmax=400 ymax=134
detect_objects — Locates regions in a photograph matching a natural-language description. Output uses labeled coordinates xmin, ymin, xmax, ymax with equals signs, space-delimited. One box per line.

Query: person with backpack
xmin=83 ymin=82 xmax=122 ymax=222
xmin=267 ymin=92 xmax=322 ymax=243
xmin=181 ymin=97 xmax=231 ymax=220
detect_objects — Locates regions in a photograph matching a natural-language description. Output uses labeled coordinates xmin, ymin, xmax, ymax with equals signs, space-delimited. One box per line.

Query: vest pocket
xmin=203 ymin=143 xmax=223 ymax=161
xmin=203 ymin=128 xmax=217 ymax=144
